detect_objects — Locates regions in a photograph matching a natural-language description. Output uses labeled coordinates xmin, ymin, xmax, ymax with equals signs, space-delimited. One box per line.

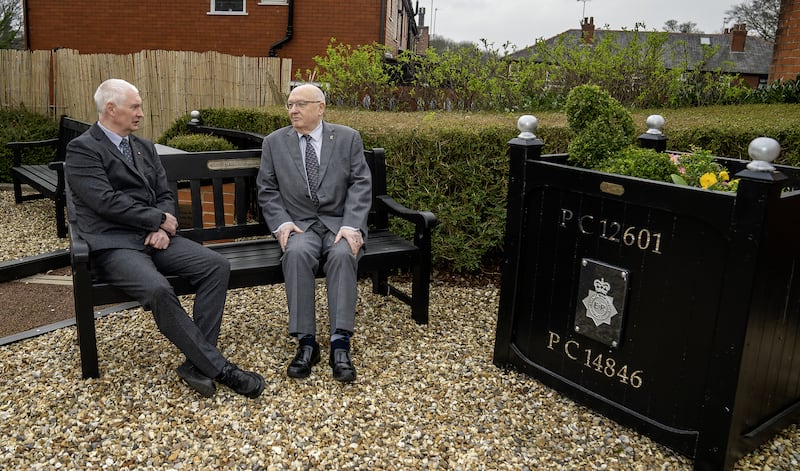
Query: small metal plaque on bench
xmin=207 ymin=158 xmax=261 ymax=170
xmin=574 ymin=258 xmax=630 ymax=349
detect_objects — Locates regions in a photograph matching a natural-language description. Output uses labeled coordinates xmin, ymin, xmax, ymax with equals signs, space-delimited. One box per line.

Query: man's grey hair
xmin=94 ymin=79 xmax=139 ymax=115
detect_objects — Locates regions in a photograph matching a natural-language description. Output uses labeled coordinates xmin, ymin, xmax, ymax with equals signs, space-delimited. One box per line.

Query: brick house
xmin=20 ymin=0 xmax=427 ymax=79
xmin=509 ymin=17 xmax=774 ymax=88
xmin=770 ymin=0 xmax=800 ymax=82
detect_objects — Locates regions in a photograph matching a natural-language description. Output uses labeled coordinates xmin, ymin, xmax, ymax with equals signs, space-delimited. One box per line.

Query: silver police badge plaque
xmin=574 ymin=259 xmax=630 ymax=348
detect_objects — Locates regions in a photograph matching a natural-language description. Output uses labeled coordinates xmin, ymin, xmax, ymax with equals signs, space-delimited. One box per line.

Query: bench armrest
xmin=48 ymin=161 xmax=67 ymax=196
xmin=376 ymin=194 xmax=439 ymax=231
xmin=6 ymin=138 xmax=60 ymax=166
xmin=69 ymin=227 xmax=90 ymax=264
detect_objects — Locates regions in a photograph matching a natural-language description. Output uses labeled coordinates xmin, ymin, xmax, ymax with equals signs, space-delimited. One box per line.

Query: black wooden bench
xmin=66 ymin=148 xmax=438 ymax=379
xmin=6 ymin=115 xmax=91 ymax=238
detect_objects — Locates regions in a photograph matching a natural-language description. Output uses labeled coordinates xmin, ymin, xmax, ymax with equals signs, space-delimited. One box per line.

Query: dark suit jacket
xmin=256 ymin=121 xmax=372 ymax=237
xmin=65 ymin=123 xmax=175 ymax=252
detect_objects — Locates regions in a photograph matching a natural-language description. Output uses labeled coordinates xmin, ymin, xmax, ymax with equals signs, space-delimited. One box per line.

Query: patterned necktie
xmin=304 ymin=135 xmax=319 ymax=207
xmin=119 ymin=138 xmax=134 ymax=166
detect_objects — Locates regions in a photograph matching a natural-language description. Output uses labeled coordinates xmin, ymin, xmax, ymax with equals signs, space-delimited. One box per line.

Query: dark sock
xmin=299 ymin=334 xmax=317 ymax=347
xmin=331 ymin=337 xmax=350 ymax=351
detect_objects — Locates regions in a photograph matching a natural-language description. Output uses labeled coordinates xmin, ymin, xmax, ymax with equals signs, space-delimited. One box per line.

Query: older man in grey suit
xmin=257 ymin=83 xmax=371 ymax=383
xmin=65 ymin=79 xmax=265 ymax=398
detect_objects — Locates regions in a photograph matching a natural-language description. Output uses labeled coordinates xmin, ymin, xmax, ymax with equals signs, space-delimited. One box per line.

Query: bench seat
xmin=83 ymin=231 xmax=419 ymax=305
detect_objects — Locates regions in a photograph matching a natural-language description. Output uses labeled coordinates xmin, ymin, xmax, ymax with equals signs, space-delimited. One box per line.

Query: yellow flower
xmin=719 ymin=170 xmax=729 ymax=181
xmin=700 ymin=172 xmax=717 ymax=189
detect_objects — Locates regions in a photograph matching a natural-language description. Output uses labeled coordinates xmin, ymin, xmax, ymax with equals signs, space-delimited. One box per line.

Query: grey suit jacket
xmin=65 ymin=123 xmax=175 ymax=252
xmin=256 ymin=122 xmax=372 ymax=237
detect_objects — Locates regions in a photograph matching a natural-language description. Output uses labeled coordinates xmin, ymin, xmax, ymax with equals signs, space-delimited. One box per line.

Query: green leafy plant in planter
xmin=595 ymin=146 xmax=677 ymax=182
xmin=564 ymin=84 xmax=737 ymax=191
xmin=669 ymin=146 xmax=739 ymax=192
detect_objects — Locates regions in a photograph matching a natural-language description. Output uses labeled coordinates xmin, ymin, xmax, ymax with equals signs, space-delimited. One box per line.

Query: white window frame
xmin=209 ymin=0 xmax=247 ymax=15
xmin=258 ymin=0 xmax=288 ymax=4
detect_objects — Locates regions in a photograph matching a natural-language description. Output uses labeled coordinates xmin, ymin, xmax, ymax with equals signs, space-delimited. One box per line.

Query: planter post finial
xmin=509 ymin=115 xmax=545 ymax=161
xmin=517 ymin=115 xmax=538 ymax=139
xmin=746 ymin=137 xmax=780 ymax=172
xmin=637 ymin=114 xmax=667 ymax=152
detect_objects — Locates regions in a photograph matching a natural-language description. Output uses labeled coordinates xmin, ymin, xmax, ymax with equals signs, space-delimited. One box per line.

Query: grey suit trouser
xmin=92 ymin=236 xmax=230 ymax=378
xmin=283 ymin=221 xmax=361 ymax=337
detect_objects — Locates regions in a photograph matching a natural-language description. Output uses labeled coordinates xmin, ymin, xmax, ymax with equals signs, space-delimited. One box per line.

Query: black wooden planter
xmin=493 ymin=117 xmax=800 ymax=470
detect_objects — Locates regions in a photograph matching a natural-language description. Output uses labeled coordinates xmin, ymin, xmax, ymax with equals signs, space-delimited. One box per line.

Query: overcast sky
xmin=421 ymin=0 xmax=738 ymax=49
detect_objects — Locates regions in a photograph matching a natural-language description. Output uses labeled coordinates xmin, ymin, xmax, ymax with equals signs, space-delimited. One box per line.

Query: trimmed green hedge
xmin=0 ymin=108 xmax=59 ymax=184
xmin=164 ymin=134 xmax=236 ymax=152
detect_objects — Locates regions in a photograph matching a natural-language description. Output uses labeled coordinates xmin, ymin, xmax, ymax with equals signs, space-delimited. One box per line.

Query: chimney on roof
xmin=581 ymin=17 xmax=595 ymax=44
xmin=729 ymin=23 xmax=747 ymax=52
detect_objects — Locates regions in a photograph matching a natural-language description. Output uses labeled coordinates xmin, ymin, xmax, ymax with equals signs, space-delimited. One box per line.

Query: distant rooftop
xmin=508 ymin=27 xmax=773 ymax=75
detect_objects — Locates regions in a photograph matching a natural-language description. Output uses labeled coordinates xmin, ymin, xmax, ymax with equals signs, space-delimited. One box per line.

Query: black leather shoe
xmin=287 ymin=342 xmax=321 ymax=378
xmin=176 ymin=361 xmax=216 ymax=398
xmin=215 ymin=362 xmax=265 ymax=399
xmin=330 ymin=348 xmax=357 ymax=383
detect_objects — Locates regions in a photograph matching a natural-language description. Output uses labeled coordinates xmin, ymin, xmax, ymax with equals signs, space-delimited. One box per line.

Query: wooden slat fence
xmin=0 ymin=49 xmax=291 ymax=140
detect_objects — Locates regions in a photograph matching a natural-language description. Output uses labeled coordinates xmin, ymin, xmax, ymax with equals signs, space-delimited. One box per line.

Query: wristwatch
xmin=160 ymin=212 xmax=167 ymax=224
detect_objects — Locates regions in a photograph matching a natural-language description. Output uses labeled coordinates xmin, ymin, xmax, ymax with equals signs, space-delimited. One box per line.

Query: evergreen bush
xmin=0 ymin=108 xmax=59 ymax=183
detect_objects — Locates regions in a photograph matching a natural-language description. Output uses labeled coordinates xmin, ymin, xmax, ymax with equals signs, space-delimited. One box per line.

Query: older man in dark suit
xmin=65 ymin=79 xmax=265 ymax=398
xmin=257 ymin=84 xmax=372 ymax=383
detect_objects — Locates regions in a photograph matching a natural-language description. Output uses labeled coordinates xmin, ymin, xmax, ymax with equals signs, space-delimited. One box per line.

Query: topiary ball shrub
xmin=565 ymin=85 xmax=635 ymax=169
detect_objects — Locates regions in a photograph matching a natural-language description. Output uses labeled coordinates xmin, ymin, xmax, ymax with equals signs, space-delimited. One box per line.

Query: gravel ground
xmin=1 ymin=189 xmax=799 ymax=470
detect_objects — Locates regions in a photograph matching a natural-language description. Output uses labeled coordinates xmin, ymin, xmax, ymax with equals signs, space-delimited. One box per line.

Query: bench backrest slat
xmin=365 ymin=148 xmax=389 ymax=230
xmin=234 ymin=175 xmax=250 ymax=224
xmin=211 ymin=176 xmax=226 ymax=227
xmin=188 ymin=180 xmax=203 ymax=228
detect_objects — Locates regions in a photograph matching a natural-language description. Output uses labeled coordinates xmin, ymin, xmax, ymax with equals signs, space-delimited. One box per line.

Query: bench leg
xmin=371 ymin=271 xmax=389 ymax=296
xmin=411 ymin=263 xmax=430 ymax=325
xmin=12 ymin=179 xmax=23 ymax=204
xmin=55 ymin=198 xmax=67 ymax=238
xmin=72 ymin=267 xmax=100 ymax=378
xmin=371 ymin=266 xmax=430 ymax=324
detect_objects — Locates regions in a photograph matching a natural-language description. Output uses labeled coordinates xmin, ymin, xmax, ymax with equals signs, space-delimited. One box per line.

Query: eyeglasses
xmin=285 ymin=100 xmax=322 ymax=110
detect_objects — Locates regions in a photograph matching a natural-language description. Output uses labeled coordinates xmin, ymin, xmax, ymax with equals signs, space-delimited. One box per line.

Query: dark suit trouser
xmin=283 ymin=222 xmax=361 ymax=337
xmin=93 ymin=236 xmax=230 ymax=378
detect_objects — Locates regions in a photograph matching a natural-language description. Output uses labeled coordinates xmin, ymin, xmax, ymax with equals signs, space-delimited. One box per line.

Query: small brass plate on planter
xmin=574 ymin=258 xmax=630 ymax=349
xmin=600 ymin=181 xmax=625 ymax=196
